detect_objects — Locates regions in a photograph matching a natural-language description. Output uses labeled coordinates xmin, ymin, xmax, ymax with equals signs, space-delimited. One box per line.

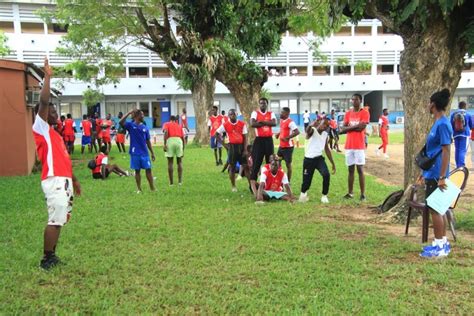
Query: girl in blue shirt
xmin=420 ymin=89 xmax=453 ymax=258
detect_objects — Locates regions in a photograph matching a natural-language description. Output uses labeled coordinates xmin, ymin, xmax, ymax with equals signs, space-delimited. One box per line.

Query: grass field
xmin=1 ymin=145 xmax=473 ymax=314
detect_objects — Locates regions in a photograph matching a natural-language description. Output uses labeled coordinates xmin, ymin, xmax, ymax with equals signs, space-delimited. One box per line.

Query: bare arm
xmin=119 ymin=110 xmax=134 ymax=127
xmin=242 ymin=134 xmax=248 ymax=157
xmin=72 ymin=173 xmax=81 ymax=196
xmin=282 ymin=128 xmax=300 ymax=142
xmin=38 ymin=58 xmax=52 ymax=121
xmin=324 ymin=141 xmax=336 ymax=174
xmin=146 ymin=139 xmax=155 ymax=161
xmin=163 ymin=130 xmax=169 ymax=151
xmin=101 ymin=164 xmax=107 ymax=180
xmin=256 ymin=182 xmax=265 ymax=201
xmin=437 ymin=144 xmax=451 ymax=191
xmin=250 ymin=118 xmax=265 ymax=128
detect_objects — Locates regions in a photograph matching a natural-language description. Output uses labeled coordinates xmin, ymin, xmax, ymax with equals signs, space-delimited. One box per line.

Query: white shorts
xmin=345 ymin=149 xmax=366 ymax=166
xmin=41 ymin=177 xmax=74 ymax=226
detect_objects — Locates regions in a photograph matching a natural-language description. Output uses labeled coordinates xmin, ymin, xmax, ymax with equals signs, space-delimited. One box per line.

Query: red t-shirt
xmin=222 ymin=115 xmax=229 ymax=124
xmin=32 ymin=115 xmax=72 ymax=180
xmin=95 ymin=119 xmax=102 ymax=134
xmin=56 ymin=119 xmax=64 ymax=135
xmin=379 ymin=115 xmax=389 ymax=130
xmin=164 ymin=121 xmax=184 ymax=138
xmin=93 ymin=152 xmax=108 ymax=174
xmin=101 ymin=120 xmax=113 ymax=138
xmin=180 ymin=114 xmax=188 ymax=128
xmin=219 ymin=120 xmax=247 ymax=144
xmin=208 ymin=115 xmax=223 ymax=137
xmin=279 ymin=118 xmax=298 ymax=148
xmin=252 ymin=110 xmax=275 ymax=137
xmin=63 ymin=118 xmax=75 ymax=136
xmin=261 ymin=166 xmax=286 ymax=192
xmin=344 ymin=109 xmax=370 ymax=150
xmin=329 ymin=119 xmax=337 ymax=129
xmin=81 ymin=120 xmax=92 ymax=137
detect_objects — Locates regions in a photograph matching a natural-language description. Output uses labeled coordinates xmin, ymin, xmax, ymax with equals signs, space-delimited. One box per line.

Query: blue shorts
xmin=130 ymin=155 xmax=152 ymax=170
xmin=82 ymin=136 xmax=91 ymax=146
xmin=210 ymin=136 xmax=222 ymax=149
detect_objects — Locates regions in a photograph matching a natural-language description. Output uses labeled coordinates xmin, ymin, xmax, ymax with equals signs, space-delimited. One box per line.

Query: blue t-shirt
xmin=450 ymin=109 xmax=472 ymax=137
xmin=125 ymin=121 xmax=150 ymax=156
xmin=423 ymin=116 xmax=453 ymax=180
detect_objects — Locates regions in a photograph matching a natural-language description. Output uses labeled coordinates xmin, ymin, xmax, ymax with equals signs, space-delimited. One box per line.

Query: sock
xmin=442 ymin=236 xmax=448 ymax=244
xmin=434 ymin=238 xmax=444 ymax=247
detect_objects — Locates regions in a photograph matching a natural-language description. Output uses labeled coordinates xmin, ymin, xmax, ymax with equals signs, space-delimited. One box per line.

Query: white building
xmin=1 ymin=0 xmax=473 ymax=128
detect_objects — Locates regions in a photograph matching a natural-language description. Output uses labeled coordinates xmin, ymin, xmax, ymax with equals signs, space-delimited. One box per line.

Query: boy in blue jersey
xmin=119 ymin=109 xmax=156 ymax=193
xmin=450 ymin=101 xmax=472 ymax=168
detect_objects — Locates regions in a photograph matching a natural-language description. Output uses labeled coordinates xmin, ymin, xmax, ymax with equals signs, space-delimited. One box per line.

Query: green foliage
xmin=82 ymin=88 xmax=103 ymax=107
xmin=260 ymin=88 xmax=272 ymax=100
xmin=336 ymin=57 xmax=349 ymax=66
xmin=0 ymin=31 xmax=10 ymax=57
xmin=355 ymin=60 xmax=371 ymax=72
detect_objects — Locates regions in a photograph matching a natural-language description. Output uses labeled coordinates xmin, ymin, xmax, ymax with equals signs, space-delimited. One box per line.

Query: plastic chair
xmin=405 ymin=167 xmax=469 ymax=242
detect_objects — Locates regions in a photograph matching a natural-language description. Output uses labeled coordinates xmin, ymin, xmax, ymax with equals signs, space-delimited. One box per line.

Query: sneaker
xmin=419 ymin=244 xmax=448 ymax=258
xmin=298 ymin=192 xmax=309 ymax=203
xmin=236 ymin=175 xmax=243 ymax=181
xmin=360 ymin=194 xmax=367 ymax=202
xmin=321 ymin=195 xmax=329 ymax=204
xmin=136 ymin=190 xmax=142 ymax=194
xmin=444 ymin=241 xmax=451 ymax=254
xmin=375 ymin=149 xmax=381 ymax=156
xmin=384 ymin=153 xmax=390 ymax=159
xmin=343 ymin=193 xmax=354 ymax=199
xmin=231 ymin=187 xmax=238 ymax=192
xmin=125 ymin=170 xmax=130 ymax=177
xmin=40 ymin=255 xmax=61 ymax=270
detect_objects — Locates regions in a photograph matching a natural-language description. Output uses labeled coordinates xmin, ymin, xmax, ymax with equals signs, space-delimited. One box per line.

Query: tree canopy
xmin=0 ymin=31 xmax=10 ymax=57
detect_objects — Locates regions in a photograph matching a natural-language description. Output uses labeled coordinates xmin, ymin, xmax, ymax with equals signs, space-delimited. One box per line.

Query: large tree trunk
xmin=191 ymin=78 xmax=216 ymax=145
xmin=380 ymin=19 xmax=465 ymax=223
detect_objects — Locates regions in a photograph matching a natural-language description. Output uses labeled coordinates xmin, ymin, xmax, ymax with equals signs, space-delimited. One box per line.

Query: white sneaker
xmin=298 ymin=192 xmax=309 ymax=203
xmin=125 ymin=170 xmax=130 ymax=177
xmin=236 ymin=175 xmax=243 ymax=181
xmin=384 ymin=153 xmax=390 ymax=159
xmin=231 ymin=187 xmax=238 ymax=192
xmin=136 ymin=190 xmax=142 ymax=194
xmin=321 ymin=195 xmax=329 ymax=204
xmin=375 ymin=149 xmax=381 ymax=156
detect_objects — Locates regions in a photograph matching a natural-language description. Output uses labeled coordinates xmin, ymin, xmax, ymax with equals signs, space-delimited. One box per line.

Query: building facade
xmin=1 ymin=0 xmax=474 ymax=128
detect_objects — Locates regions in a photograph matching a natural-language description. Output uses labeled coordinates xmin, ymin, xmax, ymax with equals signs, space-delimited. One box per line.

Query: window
xmin=60 ymin=102 xmax=82 ymax=119
xmin=335 ymin=26 xmax=351 ymax=36
xmin=268 ymin=67 xmax=286 ymax=77
xmin=105 ymin=102 xmax=136 ymax=117
xmin=0 ymin=21 xmax=14 ymax=33
xmin=302 ymin=99 xmax=329 ymax=114
xmin=139 ymin=102 xmax=150 ymax=117
xmin=377 ymin=26 xmax=394 ymax=35
xmin=290 ymin=67 xmax=308 ymax=76
xmin=354 ymin=26 xmax=371 ymax=36
xmin=48 ymin=23 xmax=68 ymax=34
xmin=21 ymin=22 xmax=44 ymax=34
xmin=176 ymin=101 xmax=186 ymax=115
xmin=129 ymin=67 xmax=149 ymax=78
xmin=313 ymin=66 xmax=330 ymax=76
xmin=105 ymin=66 xmax=126 ymax=78
xmin=454 ymin=96 xmax=474 ymax=108
xmin=152 ymin=67 xmax=172 ymax=78
xmin=331 ymin=98 xmax=351 ymax=111
xmin=463 ymin=63 xmax=473 ymax=72
xmin=335 ymin=65 xmax=350 ymax=75
xmin=377 ymin=65 xmax=394 ymax=74
xmin=387 ymin=97 xmax=403 ymax=111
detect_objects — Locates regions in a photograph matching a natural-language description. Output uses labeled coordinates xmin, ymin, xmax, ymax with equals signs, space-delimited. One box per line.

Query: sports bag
xmin=415 ymin=144 xmax=441 ymax=171
xmin=453 ymin=111 xmax=466 ymax=132
xmin=87 ymin=159 xmax=97 ymax=170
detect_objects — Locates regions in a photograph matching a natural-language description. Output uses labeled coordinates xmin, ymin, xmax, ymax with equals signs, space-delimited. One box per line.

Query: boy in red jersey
xmin=250 ymin=97 xmax=277 ymax=195
xmin=32 ymin=58 xmax=81 ymax=270
xmin=275 ymin=107 xmax=300 ymax=182
xmin=180 ymin=108 xmax=189 ymax=146
xmin=63 ymin=113 xmax=76 ymax=154
xmin=163 ymin=115 xmax=185 ymax=185
xmin=101 ymin=113 xmax=113 ymax=153
xmin=340 ymin=93 xmax=370 ymax=201
xmin=80 ymin=114 xmax=92 ymax=154
xmin=256 ymin=155 xmax=295 ymax=203
xmin=376 ymin=108 xmax=390 ymax=158
xmin=208 ymin=105 xmax=224 ymax=165
xmin=91 ymin=145 xmax=129 ymax=179
xmin=216 ymin=109 xmax=249 ymax=192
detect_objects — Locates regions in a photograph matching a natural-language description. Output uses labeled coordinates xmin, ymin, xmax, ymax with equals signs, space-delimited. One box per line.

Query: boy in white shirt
xmin=299 ymin=118 xmax=336 ymax=203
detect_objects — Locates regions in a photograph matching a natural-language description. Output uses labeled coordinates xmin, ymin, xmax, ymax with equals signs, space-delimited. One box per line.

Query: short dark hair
xmin=383 ymin=108 xmax=388 ymax=112
xmin=459 ymin=101 xmax=467 ymax=109
xmin=66 ymin=113 xmax=72 ymax=119
xmin=170 ymin=115 xmax=176 ymax=121
xmin=34 ymin=102 xmax=54 ymax=114
xmin=353 ymin=93 xmax=362 ymax=101
xmin=430 ymin=89 xmax=450 ymax=112
xmin=282 ymin=107 xmax=290 ymax=113
xmin=228 ymin=108 xmax=236 ymax=115
xmin=259 ymin=97 xmax=268 ymax=104
xmin=212 ymin=105 xmax=218 ymax=110
xmin=83 ymin=114 xmax=87 ymax=119
xmin=100 ymin=145 xmax=108 ymax=153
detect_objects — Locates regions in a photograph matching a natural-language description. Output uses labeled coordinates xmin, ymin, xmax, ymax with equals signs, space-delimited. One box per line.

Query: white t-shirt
xmin=303 ymin=112 xmax=310 ymax=123
xmin=305 ymin=128 xmax=328 ymax=158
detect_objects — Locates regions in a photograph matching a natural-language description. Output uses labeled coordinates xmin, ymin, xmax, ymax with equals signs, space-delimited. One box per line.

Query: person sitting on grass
xmin=92 ymin=145 xmax=129 ymax=179
xmin=256 ymin=155 xmax=295 ymax=203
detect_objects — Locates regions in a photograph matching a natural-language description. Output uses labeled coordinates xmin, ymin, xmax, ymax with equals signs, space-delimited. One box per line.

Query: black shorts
xmin=425 ymin=179 xmax=438 ymax=200
xmin=277 ymin=147 xmax=294 ymax=164
xmin=92 ymin=170 xmax=110 ymax=179
xmin=329 ymin=128 xmax=339 ymax=139
xmin=228 ymin=143 xmax=247 ymax=166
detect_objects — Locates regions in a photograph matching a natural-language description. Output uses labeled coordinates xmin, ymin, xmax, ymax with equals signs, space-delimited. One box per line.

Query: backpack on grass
xmin=87 ymin=159 xmax=97 ymax=170
xmin=453 ymin=111 xmax=466 ymax=132
xmin=374 ymin=190 xmax=404 ymax=213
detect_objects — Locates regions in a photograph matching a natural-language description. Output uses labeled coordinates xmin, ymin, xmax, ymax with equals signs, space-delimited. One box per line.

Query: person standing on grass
xmin=450 ymin=101 xmax=472 ymax=168
xmin=120 ymin=109 xmax=156 ymax=193
xmin=91 ymin=145 xmax=129 ymax=179
xmin=303 ymin=110 xmax=310 ymax=130
xmin=32 ymin=58 xmax=81 ymax=270
xmin=256 ymin=156 xmax=295 ymax=203
xmin=250 ymin=97 xmax=277 ymax=195
xmin=208 ymin=105 xmax=224 ymax=166
xmin=115 ymin=112 xmax=127 ymax=153
xmin=275 ymin=107 xmax=300 ymax=183
xmin=63 ymin=113 xmax=76 ymax=154
xmin=89 ymin=114 xmax=98 ymax=153
xmin=376 ymin=108 xmax=390 ymax=158
xmin=101 ymin=113 xmax=113 ymax=153
xmin=339 ymin=93 xmax=370 ymax=202
xmin=163 ymin=115 xmax=185 ymax=185
xmin=80 ymin=114 xmax=92 ymax=154
xmin=470 ymin=116 xmax=474 ymax=169
xmin=180 ymin=108 xmax=189 ymax=146
xmin=299 ymin=117 xmax=336 ymax=204
xmin=419 ymin=89 xmax=453 ymax=258
xmin=216 ymin=109 xmax=249 ymax=192
xmin=94 ymin=112 xmax=102 ymax=149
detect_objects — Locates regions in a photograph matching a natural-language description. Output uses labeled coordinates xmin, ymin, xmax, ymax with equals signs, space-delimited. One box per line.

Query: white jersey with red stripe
xmin=33 ymin=115 xmax=72 ymax=181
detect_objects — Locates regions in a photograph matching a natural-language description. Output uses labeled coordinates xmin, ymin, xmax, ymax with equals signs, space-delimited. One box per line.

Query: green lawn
xmin=1 ymin=146 xmax=473 ymax=314
xmin=338 ymin=130 xmax=405 ymax=145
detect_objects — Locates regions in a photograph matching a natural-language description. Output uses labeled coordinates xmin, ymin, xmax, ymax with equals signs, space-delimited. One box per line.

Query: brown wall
xmin=0 ymin=62 xmax=38 ymax=177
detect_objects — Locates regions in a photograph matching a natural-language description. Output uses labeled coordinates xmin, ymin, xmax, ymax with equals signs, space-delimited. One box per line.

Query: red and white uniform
xmin=216 ymin=120 xmax=248 ymax=144
xmin=81 ymin=120 xmax=92 ymax=137
xmin=63 ymin=118 xmax=76 ymax=142
xmin=93 ymin=152 xmax=108 ymax=174
xmin=279 ymin=118 xmax=298 ymax=148
xmin=33 ymin=115 xmax=74 ymax=226
xmin=101 ymin=119 xmax=113 ymax=142
xmin=163 ymin=121 xmax=184 ymax=138
xmin=329 ymin=119 xmax=337 ymax=129
xmin=259 ymin=165 xmax=289 ymax=192
xmin=95 ymin=118 xmax=102 ymax=137
xmin=343 ymin=109 xmax=370 ymax=150
xmin=222 ymin=115 xmax=229 ymax=124
xmin=207 ymin=115 xmax=223 ymax=137
xmin=180 ymin=113 xmax=188 ymax=129
xmin=251 ymin=110 xmax=276 ymax=137
xmin=55 ymin=119 xmax=64 ymax=135
xmin=378 ymin=115 xmax=389 ymax=153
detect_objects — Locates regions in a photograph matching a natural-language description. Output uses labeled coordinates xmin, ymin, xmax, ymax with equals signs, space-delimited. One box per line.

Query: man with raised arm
xmin=32 ymin=58 xmax=81 ymax=270
xmin=119 ymin=109 xmax=156 ymax=193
